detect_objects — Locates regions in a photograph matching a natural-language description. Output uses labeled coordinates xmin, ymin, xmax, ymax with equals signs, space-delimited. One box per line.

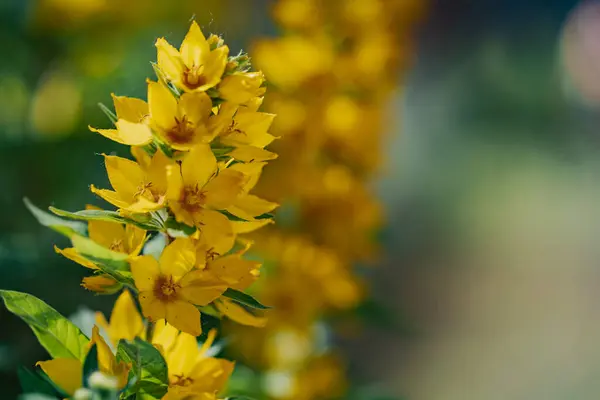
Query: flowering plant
xmin=4 ymin=21 xmax=276 ymax=400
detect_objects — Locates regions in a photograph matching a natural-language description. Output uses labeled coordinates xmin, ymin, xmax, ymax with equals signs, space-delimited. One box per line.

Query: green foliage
xmin=49 ymin=207 xmax=162 ymax=231
xmin=0 ymin=290 xmax=90 ymax=361
xmin=82 ymin=344 xmax=99 ymax=387
xmin=18 ymin=394 xmax=59 ymax=400
xmin=116 ymin=338 xmax=169 ymax=398
xmin=18 ymin=366 xmax=66 ymax=398
xmin=222 ymin=288 xmax=270 ymax=310
xmin=24 ymin=198 xmax=86 ymax=237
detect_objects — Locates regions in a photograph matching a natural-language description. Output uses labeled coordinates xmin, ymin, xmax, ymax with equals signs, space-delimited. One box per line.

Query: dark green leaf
xmin=18 ymin=367 xmax=65 ymax=397
xmin=82 ymin=344 xmax=99 ymax=386
xmin=24 ymin=198 xmax=86 ymax=237
xmin=222 ymin=289 xmax=270 ymax=310
xmin=0 ymin=290 xmax=89 ymax=361
xmin=164 ymin=217 xmax=196 ymax=237
xmin=49 ymin=207 xmax=161 ymax=231
xmin=18 ymin=394 xmax=59 ymax=400
xmin=116 ymin=338 xmax=168 ymax=398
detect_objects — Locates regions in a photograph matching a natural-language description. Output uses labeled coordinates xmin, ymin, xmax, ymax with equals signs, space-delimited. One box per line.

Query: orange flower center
xmin=183 ymin=65 xmax=207 ymax=89
xmin=181 ymin=184 xmax=206 ymax=212
xmin=206 ymin=247 xmax=219 ymax=261
xmin=153 ymin=275 xmax=180 ymax=302
xmin=109 ymin=239 xmax=124 ymax=252
xmin=167 ymin=115 xmax=195 ymax=145
xmin=172 ymin=374 xmax=194 ymax=387
xmin=134 ymin=181 xmax=156 ymax=201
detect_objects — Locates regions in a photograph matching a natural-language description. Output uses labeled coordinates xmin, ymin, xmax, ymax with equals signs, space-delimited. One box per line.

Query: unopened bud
xmin=73 ymin=387 xmax=93 ymax=400
xmin=88 ymin=371 xmax=118 ymax=390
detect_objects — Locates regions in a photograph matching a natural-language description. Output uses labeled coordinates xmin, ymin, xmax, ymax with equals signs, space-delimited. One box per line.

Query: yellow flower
xmin=153 ymin=325 xmax=234 ymax=400
xmin=218 ymin=71 xmax=266 ymax=105
xmin=166 ymin=144 xmax=245 ymax=242
xmin=130 ymin=238 xmax=227 ymax=336
xmin=37 ymin=326 xmax=130 ymax=396
xmin=91 ymin=150 xmax=171 ymax=213
xmin=156 ymin=21 xmax=229 ymax=93
xmin=55 ymin=206 xmax=147 ymax=293
xmin=89 ymin=93 xmax=153 ymax=146
xmin=81 ymin=275 xmax=122 ymax=294
xmin=147 ymin=80 xmax=214 ymax=150
xmin=210 ymin=99 xmax=278 ymax=162
xmin=96 ymin=290 xmax=145 ymax=345
xmin=225 ymin=162 xmax=278 ymax=221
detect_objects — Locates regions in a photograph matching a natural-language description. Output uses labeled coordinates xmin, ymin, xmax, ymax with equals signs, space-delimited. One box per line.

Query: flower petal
xmin=103 ymin=155 xmax=145 ymax=200
xmin=181 ymin=144 xmax=216 ymax=187
xmin=180 ymin=21 xmax=210 ymax=68
xmin=54 ymin=246 xmax=98 ymax=270
xmin=203 ymin=169 xmax=246 ymax=209
xmin=148 ymin=80 xmax=177 ymax=131
xmin=111 ymin=94 xmax=148 ymax=123
xmin=139 ymin=290 xmax=167 ymax=322
xmin=179 ymin=269 xmax=227 ymax=306
xmin=215 ymin=299 xmax=267 ymax=327
xmin=165 ymin=300 xmax=201 ymax=336
xmin=156 ymin=37 xmax=184 ymax=85
xmin=228 ymin=145 xmax=278 ymax=162
xmin=130 ymin=255 xmax=160 ymax=292
xmin=159 ymin=238 xmax=197 ymax=277
xmin=114 ymin=120 xmax=153 ymax=146
xmin=37 ymin=358 xmax=82 ymax=396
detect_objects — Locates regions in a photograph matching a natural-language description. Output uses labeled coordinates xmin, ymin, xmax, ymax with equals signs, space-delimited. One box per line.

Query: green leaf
xmin=98 ymin=102 xmax=117 ymax=125
xmin=0 ymin=290 xmax=90 ymax=361
xmin=49 ymin=207 xmax=162 ymax=231
xmin=222 ymin=289 xmax=270 ymax=310
xmin=18 ymin=394 xmax=59 ymax=400
xmin=82 ymin=344 xmax=99 ymax=386
xmin=71 ymin=235 xmax=134 ymax=286
xmin=18 ymin=366 xmax=65 ymax=397
xmin=219 ymin=210 xmax=248 ymax=222
xmin=24 ymin=198 xmax=86 ymax=237
xmin=116 ymin=338 xmax=168 ymax=398
xmin=164 ymin=217 xmax=196 ymax=237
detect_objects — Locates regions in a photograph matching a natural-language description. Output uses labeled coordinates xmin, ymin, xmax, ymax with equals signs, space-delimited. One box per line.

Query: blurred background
xmin=2 ymin=0 xmax=600 ymax=399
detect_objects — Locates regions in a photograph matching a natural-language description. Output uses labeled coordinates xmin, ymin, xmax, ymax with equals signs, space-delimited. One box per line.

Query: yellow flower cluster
xmin=34 ymin=21 xmax=277 ymax=400
xmin=227 ymin=0 xmax=425 ymax=398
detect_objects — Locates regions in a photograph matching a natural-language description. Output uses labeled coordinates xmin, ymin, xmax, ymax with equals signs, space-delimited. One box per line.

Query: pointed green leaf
xmin=0 ymin=290 xmax=90 ymax=361
xmin=222 ymin=289 xmax=270 ymax=310
xmin=98 ymin=102 xmax=117 ymax=125
xmin=116 ymin=338 xmax=168 ymax=398
xmin=82 ymin=344 xmax=99 ymax=386
xmin=71 ymin=235 xmax=134 ymax=287
xmin=24 ymin=198 xmax=86 ymax=237
xmin=18 ymin=366 xmax=65 ymax=397
xmin=49 ymin=207 xmax=162 ymax=231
